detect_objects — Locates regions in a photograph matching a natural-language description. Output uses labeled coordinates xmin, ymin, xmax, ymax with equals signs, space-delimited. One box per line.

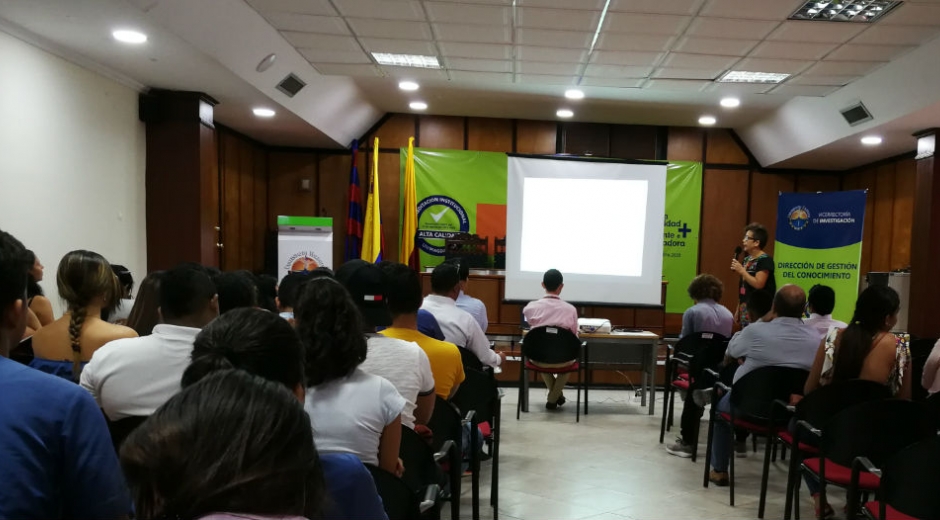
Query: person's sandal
xmin=812 ymin=494 xmax=835 ymax=519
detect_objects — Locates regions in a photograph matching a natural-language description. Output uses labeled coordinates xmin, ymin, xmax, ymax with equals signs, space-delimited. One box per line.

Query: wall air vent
xmin=840 ymin=102 xmax=873 ymax=127
xmin=276 ymin=73 xmax=306 ymax=98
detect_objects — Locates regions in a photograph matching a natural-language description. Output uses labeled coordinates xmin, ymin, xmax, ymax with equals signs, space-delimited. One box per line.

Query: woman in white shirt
xmin=295 ymin=277 xmax=406 ymax=477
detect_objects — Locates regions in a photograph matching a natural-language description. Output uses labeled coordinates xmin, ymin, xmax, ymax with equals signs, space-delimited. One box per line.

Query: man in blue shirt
xmin=0 ymin=229 xmax=130 ymax=519
xmin=449 ymin=259 xmax=488 ymax=332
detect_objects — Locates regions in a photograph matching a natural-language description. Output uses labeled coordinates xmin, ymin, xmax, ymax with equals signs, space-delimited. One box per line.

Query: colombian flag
xmin=400 ymin=137 xmax=419 ymax=270
xmin=361 ymin=137 xmax=384 ymax=263
xmin=344 ymin=140 xmax=363 ymax=262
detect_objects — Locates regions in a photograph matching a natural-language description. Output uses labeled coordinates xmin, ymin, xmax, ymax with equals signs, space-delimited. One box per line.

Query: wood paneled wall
xmin=218 ymin=128 xmax=267 ymax=272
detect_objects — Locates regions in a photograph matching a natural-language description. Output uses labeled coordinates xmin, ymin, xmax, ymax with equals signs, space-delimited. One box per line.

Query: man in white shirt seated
xmin=448 ymin=259 xmax=488 ymax=332
xmin=80 ymin=263 xmax=219 ymax=420
xmin=337 ymin=259 xmax=436 ymax=429
xmin=803 ymin=284 xmax=847 ymax=338
xmin=523 ymin=269 xmax=579 ymax=410
xmin=421 ymin=263 xmax=503 ymax=368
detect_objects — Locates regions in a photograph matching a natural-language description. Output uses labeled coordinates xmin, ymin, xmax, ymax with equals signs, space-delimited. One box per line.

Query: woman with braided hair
xmin=31 ymin=250 xmax=137 ymax=381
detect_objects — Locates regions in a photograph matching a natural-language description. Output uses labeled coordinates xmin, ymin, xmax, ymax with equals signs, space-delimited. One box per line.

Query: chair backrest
xmin=909 ymin=337 xmax=935 ymax=402
xmin=925 ymin=392 xmax=940 ymax=427
xmin=365 ymin=464 xmax=421 ymax=520
xmin=10 ymin=336 xmax=34 ymax=365
xmin=730 ymin=366 xmax=809 ymax=422
xmin=521 ymin=326 xmax=581 ymax=364
xmin=451 ymin=367 xmax=498 ymax=425
xmin=674 ymin=332 xmax=730 ymax=377
xmin=821 ymin=399 xmax=936 ymax=468
xmin=107 ymin=415 xmax=148 ymax=452
xmin=456 ymin=346 xmax=485 ymax=372
xmin=796 ymin=379 xmax=892 ymax=429
xmin=399 ymin=426 xmax=441 ymax=493
xmin=427 ymin=396 xmax=463 ymax=454
xmin=878 ymin=436 xmax=940 ymax=519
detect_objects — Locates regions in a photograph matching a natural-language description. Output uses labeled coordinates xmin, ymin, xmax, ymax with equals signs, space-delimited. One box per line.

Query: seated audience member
xmin=276 ymin=271 xmax=310 ymax=323
xmin=422 ymin=262 xmax=503 ymax=367
xmin=181 ymin=308 xmax=388 ymax=520
xmin=0 ymin=229 xmax=130 ymax=519
xmin=25 ymin=249 xmax=54 ymax=333
xmin=81 ymin=263 xmax=218 ymax=420
xmin=523 ymin=269 xmax=579 ymax=410
xmin=31 ymin=250 xmax=137 ymax=381
xmin=375 ymin=261 xmax=445 ymax=340
xmin=120 ymin=370 xmax=325 ymax=520
xmin=337 ymin=260 xmax=435 ymax=428
xmin=126 ymin=271 xmax=163 ymax=336
xmin=803 ymin=284 xmax=848 ymax=338
xmin=449 ymin=259 xmax=488 ymax=332
xmin=680 ymin=274 xmax=734 ymax=338
xmin=381 ymin=262 xmax=465 ymax=400
xmin=706 ymin=285 xmax=819 ymax=486
xmin=295 ymin=277 xmax=406 ymax=476
xmin=214 ymin=270 xmax=258 ymax=314
xmin=255 ymin=273 xmax=279 ymax=314
xmin=924 ymin=339 xmax=940 ymax=396
xmin=105 ymin=264 xmax=135 ymax=324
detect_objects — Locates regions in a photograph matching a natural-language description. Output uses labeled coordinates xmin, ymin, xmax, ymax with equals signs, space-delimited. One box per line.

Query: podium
xmin=276 ymin=216 xmax=333 ymax=282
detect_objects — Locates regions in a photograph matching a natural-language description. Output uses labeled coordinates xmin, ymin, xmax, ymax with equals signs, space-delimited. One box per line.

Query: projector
xmin=578 ymin=318 xmax=611 ymax=334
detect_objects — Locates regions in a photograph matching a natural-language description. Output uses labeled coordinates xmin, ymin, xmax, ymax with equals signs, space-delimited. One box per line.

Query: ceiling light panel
xmin=372 ymin=53 xmax=441 ymax=68
xmin=718 ymin=70 xmax=791 ymax=83
xmin=789 ymin=1 xmax=902 ymax=22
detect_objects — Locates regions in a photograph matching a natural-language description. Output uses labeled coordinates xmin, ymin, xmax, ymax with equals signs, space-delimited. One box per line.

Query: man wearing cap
xmin=523 ymin=269 xmax=579 ymax=409
xmin=336 ymin=260 xmax=436 ymax=429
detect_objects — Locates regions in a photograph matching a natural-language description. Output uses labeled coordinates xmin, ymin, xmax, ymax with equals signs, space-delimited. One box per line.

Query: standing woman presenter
xmin=732 ymin=223 xmax=776 ymax=328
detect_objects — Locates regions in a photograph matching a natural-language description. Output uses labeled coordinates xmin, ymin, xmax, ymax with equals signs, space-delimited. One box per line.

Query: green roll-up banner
xmin=401 ymin=149 xmax=702 ymax=313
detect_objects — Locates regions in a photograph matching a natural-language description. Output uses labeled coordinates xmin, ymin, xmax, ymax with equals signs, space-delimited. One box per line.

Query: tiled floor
xmin=447 ymin=388 xmax=826 ymax=520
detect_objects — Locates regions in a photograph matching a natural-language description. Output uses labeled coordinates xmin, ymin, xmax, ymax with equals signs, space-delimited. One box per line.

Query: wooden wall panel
xmin=377 ymin=152 xmax=402 ymax=264
xmin=515 ymin=119 xmax=557 ymax=154
xmin=871 ymin=164 xmax=897 ymax=272
xmin=369 ymin=114 xmax=415 ymax=149
xmin=220 ymin=132 xmax=241 ymax=271
xmin=238 ymin=142 xmax=256 ymax=270
xmin=796 ymin=174 xmax=840 ymax=193
xmin=563 ymin=122 xmax=609 ymax=156
xmin=667 ymin=127 xmax=704 ymax=162
xmin=317 ymin=154 xmax=354 ymax=268
xmin=199 ymin=125 xmax=221 ymax=269
xmin=845 ymin=168 xmax=877 ymax=276
xmin=418 ymin=116 xmax=465 ymax=149
xmin=891 ymin=159 xmax=915 ymax=270
xmin=705 ymin=129 xmax=749 ymax=165
xmin=218 ymin=130 xmax=267 ymax=272
xmin=749 ymin=172 xmax=795 ymax=257
xmin=701 ymin=169 xmax=750 ymax=314
xmin=467 ymin=117 xmax=513 ymax=152
xmin=609 ymin=125 xmax=658 ymax=160
xmin=267 ymin=152 xmax=317 ymax=228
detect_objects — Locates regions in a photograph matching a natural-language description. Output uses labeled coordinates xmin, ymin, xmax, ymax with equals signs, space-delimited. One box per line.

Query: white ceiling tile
xmin=516 ymin=61 xmax=581 ymax=75
xmin=824 ymin=44 xmax=917 ymax=62
xmin=850 ymin=25 xmax=940 ymax=46
xmin=433 ymin=23 xmax=512 ymax=44
xmin=686 ymin=17 xmax=779 ymax=40
xmin=702 ymin=82 xmax=773 ymax=94
xmin=334 ymin=0 xmax=425 ymax=20
xmin=346 ymin=19 xmax=433 ymax=39
xmin=880 ymin=2 xmax=940 ymax=25
xmin=802 ymin=60 xmax=887 ymax=76
xmin=298 ymin=48 xmax=371 ymax=63
xmin=749 ymin=41 xmax=838 ymax=60
xmin=652 ymin=67 xmax=722 ymax=80
xmin=263 ymin=13 xmax=349 ymax=34
xmin=517 ymin=8 xmax=601 ymax=30
xmin=517 ymin=0 xmax=606 ymax=9
xmin=767 ymin=21 xmax=867 ymax=44
xmin=579 ymin=77 xmax=645 ymax=88
xmin=425 ymin=3 xmax=512 ymax=24
xmin=787 ymin=74 xmax=861 ymax=86
xmin=590 ymin=50 xmax=665 ymax=66
xmin=445 ymin=57 xmax=513 ymax=72
xmin=765 ymin=84 xmax=838 ymax=97
xmin=608 ymin=0 xmax=706 ymax=16
xmin=602 ymin=13 xmax=691 ymax=34
xmin=438 ymin=42 xmax=513 ymax=59
xmin=516 ymin=28 xmax=593 ymax=47
xmin=311 ymin=63 xmax=381 ymax=76
xmin=699 ymin=0 xmax=798 ymax=20
xmin=515 ymin=73 xmax=578 ymax=85
xmin=582 ymin=64 xmax=653 ymax=78
xmin=359 ymin=38 xmax=438 ymax=55
xmin=595 ymin=32 xmax=676 ymax=52
xmin=516 ymin=46 xmax=588 ymax=62
xmin=449 ymin=71 xmax=514 ymax=83
xmin=661 ymin=53 xmax=739 ymax=69
xmin=246 ymin=0 xmax=336 ymax=16
xmin=644 ymin=79 xmax=711 ymax=91
xmin=673 ymin=37 xmax=759 ymax=56
xmin=281 ymin=32 xmax=361 ymax=50
xmin=733 ymin=57 xmax=814 ymax=74
xmin=381 ymin=66 xmax=448 ymax=79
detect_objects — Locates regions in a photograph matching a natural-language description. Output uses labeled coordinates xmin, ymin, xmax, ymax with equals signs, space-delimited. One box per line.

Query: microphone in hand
xmin=733 ymin=246 xmax=743 ymax=260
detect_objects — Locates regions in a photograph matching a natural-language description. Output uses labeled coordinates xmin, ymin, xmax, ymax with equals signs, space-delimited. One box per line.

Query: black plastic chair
xmin=517 ymin=326 xmax=584 ymax=422
xmin=107 ymin=415 xmax=148 ymax=453
xmin=925 ymin=391 xmax=940 ymax=427
xmin=796 ymin=399 xmax=936 ymax=520
xmin=428 ymin=396 xmax=469 ymax=520
xmin=366 ymin=464 xmax=437 ymax=520
xmin=702 ymin=366 xmax=809 ymax=510
xmin=10 ymin=336 xmax=34 ymax=365
xmin=400 ymin=426 xmax=454 ymax=519
xmin=851 ymin=436 xmax=940 ymax=520
xmin=452 ymin=367 xmax=503 ymax=520
xmin=777 ymin=380 xmax=892 ymax=520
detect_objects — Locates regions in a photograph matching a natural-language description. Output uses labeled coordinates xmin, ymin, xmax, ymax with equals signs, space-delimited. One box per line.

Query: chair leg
xmin=471 ymin=421 xmax=480 ymax=520
xmin=691 ymin=409 xmax=701 ymax=463
xmin=449 ymin=443 xmax=461 ymax=520
xmin=703 ymin=405 xmax=717 ymax=488
xmin=752 ymin=434 xmax=758 ymax=453
xmin=516 ymin=359 xmax=525 ymax=420
xmin=781 ymin=443 xmax=788 ymax=461
xmin=576 ymin=367 xmax=582 ymax=423
xmin=668 ymin=381 xmax=678 ymax=429
xmin=659 ymin=384 xmax=671 ymax=443
xmin=772 ymin=439 xmax=778 ymax=462
xmin=783 ymin=443 xmax=799 ymax=520
xmin=758 ymin=434 xmax=774 ymax=518
xmin=729 ymin=423 xmax=736 ymax=506
xmin=491 ymin=402 xmax=500 ymax=520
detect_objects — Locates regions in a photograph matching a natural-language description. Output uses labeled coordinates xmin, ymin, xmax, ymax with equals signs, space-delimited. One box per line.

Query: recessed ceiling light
xmin=789 ymin=0 xmax=901 ymax=22
xmin=720 ymin=97 xmax=741 ymax=108
xmin=373 ymin=53 xmax=440 ymax=69
xmin=399 ymin=80 xmax=420 ymax=91
xmin=565 ymin=89 xmax=585 ymax=100
xmin=861 ymin=135 xmax=882 ymax=145
xmin=253 ymin=108 xmax=275 ymax=117
xmin=556 ymin=109 xmax=574 ymax=118
xmin=409 ymin=101 xmax=428 ymax=110
xmin=112 ymin=29 xmax=147 ymax=44
xmin=718 ymin=70 xmax=790 ymax=84
xmin=698 ymin=115 xmax=717 ymax=126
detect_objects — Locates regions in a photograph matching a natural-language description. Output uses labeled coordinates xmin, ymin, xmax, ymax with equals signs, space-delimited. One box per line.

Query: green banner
xmin=663 ymin=161 xmax=703 ymax=313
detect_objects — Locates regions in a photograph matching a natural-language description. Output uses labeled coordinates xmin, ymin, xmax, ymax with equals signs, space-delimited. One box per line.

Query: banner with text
xmin=401 ymin=149 xmax=702 ymax=313
xmin=774 ymin=190 xmax=867 ymax=322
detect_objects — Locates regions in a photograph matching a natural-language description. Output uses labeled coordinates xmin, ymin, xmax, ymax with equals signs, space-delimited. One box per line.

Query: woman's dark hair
xmin=25 ymin=250 xmax=43 ymax=299
xmin=126 ymin=272 xmax=163 ymax=336
xmin=832 ymin=285 xmax=900 ymax=382
xmin=183 ymin=308 xmax=305 ymax=390
xmin=214 ymin=271 xmax=258 ymax=314
xmin=744 ymin=222 xmax=769 ymax=249
xmin=0 ymin=230 xmax=30 ymax=311
xmin=110 ymin=264 xmax=135 ymax=298
xmin=120 ymin=370 xmax=324 ymax=520
xmin=295 ymin=277 xmax=368 ymax=386
xmin=688 ymin=274 xmax=723 ymax=302
xmin=254 ymin=273 xmax=278 ymax=314
xmin=57 ymin=250 xmax=121 ymax=377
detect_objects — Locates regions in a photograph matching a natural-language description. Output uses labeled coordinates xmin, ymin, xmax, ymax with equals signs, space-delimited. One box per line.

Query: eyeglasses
xmin=743 ymin=235 xmax=757 ymax=242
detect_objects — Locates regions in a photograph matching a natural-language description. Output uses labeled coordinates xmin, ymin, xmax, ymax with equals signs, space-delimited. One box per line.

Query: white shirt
xmin=80 ymin=324 xmax=200 ymax=420
xmin=804 ymin=313 xmax=848 ymax=338
xmin=456 ymin=290 xmax=488 ymax=332
xmin=421 ymin=294 xmax=500 ymax=367
xmin=304 ymin=368 xmax=406 ymax=466
xmin=360 ymin=335 xmax=435 ymax=429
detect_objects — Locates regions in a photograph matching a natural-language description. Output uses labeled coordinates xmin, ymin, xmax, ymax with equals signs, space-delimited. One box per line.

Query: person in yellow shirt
xmin=380 ymin=262 xmax=465 ymax=400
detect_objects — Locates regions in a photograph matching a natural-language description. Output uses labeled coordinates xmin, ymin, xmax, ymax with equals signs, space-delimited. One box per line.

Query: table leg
xmin=648 ymin=342 xmax=656 ymax=416
xmin=641 ymin=369 xmax=648 ymax=407
xmin=522 ymin=366 xmax=529 ymax=413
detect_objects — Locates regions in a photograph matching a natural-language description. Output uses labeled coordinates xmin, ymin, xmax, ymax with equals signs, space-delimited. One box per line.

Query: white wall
xmin=0 ymin=29 xmax=146 ymax=317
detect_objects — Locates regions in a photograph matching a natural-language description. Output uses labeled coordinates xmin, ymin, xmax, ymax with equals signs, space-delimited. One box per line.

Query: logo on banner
xmin=284 ymin=251 xmax=325 ymax=273
xmin=416 ymin=195 xmax=470 ymax=256
xmin=788 ymin=206 xmax=811 ymax=231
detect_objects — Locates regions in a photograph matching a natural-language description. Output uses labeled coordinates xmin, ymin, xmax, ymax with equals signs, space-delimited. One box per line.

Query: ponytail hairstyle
xmin=56 ymin=250 xmax=121 ymax=378
xmin=832 ymin=285 xmax=900 ymax=382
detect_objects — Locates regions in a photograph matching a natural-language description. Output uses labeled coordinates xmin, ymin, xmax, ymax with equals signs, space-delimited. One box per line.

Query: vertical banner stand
xmin=277 ymin=216 xmax=334 ymax=282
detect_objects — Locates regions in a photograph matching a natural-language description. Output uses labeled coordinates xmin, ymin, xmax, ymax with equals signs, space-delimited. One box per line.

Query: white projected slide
xmin=505 ymin=156 xmax=666 ymax=306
